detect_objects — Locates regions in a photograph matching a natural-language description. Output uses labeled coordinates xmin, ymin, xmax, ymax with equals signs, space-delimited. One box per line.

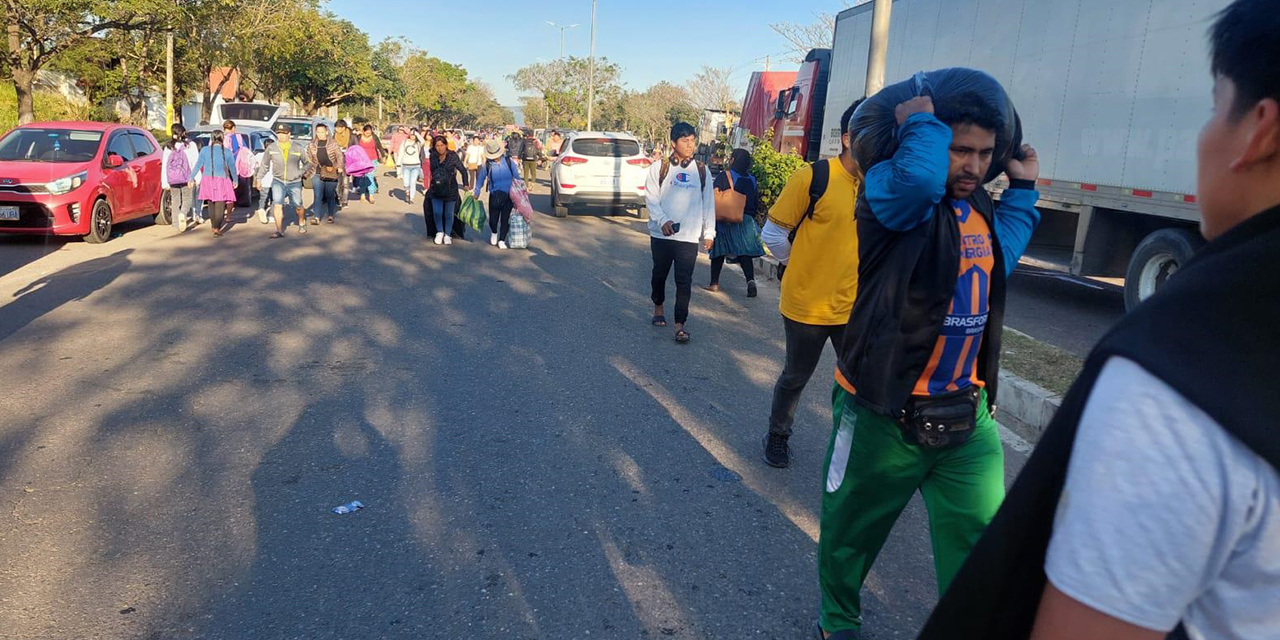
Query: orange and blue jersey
xmin=913 ymin=199 xmax=996 ymax=396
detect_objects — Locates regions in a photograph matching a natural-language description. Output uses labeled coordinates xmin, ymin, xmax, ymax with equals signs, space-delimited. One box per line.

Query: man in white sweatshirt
xmin=645 ymin=122 xmax=716 ymax=343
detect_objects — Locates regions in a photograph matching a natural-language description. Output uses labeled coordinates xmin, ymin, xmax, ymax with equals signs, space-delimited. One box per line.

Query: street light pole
xmin=545 ymin=21 xmax=579 ymax=58
xmin=586 ymin=0 xmax=597 ymax=131
xmin=165 ymin=32 xmax=174 ymax=131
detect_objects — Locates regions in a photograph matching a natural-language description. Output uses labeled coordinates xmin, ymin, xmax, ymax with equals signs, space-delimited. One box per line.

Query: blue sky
xmin=329 ymin=0 xmax=850 ymax=106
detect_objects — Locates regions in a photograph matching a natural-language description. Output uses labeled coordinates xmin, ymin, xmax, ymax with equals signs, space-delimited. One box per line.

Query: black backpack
xmin=777 ymin=159 xmax=829 ymax=281
xmin=520 ymin=138 xmax=540 ymax=161
xmin=430 ymin=155 xmax=454 ymax=196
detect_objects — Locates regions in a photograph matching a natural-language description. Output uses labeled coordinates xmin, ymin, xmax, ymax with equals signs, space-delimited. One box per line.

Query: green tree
xmin=247 ymin=8 xmax=374 ymax=112
xmin=1 ymin=0 xmax=165 ymax=125
xmin=509 ymin=56 xmax=621 ymax=129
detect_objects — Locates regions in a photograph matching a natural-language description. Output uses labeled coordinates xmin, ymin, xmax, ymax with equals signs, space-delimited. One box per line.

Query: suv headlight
xmin=47 ymin=171 xmax=88 ymax=195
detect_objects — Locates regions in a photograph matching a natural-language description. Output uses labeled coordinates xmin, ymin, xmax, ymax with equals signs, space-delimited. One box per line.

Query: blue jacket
xmin=191 ymin=145 xmax=238 ymax=187
xmin=837 ymin=111 xmax=1041 ymax=415
xmin=474 ymin=156 xmax=521 ymax=197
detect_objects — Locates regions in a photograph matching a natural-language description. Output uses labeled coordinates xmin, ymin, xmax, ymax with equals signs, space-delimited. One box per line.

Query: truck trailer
xmin=820 ymin=0 xmax=1227 ymax=309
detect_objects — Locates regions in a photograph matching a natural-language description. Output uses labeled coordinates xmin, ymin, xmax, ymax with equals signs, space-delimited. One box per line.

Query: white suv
xmin=550 ymin=132 xmax=650 ymax=218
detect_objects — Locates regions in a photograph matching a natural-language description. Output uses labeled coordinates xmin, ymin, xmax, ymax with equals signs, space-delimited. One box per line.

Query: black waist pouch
xmin=898 ymin=386 xmax=981 ymax=448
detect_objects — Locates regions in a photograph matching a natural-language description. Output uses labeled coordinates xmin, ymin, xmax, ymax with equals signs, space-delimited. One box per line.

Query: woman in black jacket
xmin=426 ymin=135 xmax=470 ymax=245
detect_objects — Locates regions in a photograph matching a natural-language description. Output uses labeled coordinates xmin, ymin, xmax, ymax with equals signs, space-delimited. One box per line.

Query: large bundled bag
xmin=458 ymin=194 xmax=488 ymax=232
xmin=345 ymin=146 xmax=375 ymax=177
xmin=507 ymin=209 xmax=531 ymax=249
xmin=850 ymin=68 xmax=1022 ymax=183
xmin=509 ymin=178 xmax=534 ymax=221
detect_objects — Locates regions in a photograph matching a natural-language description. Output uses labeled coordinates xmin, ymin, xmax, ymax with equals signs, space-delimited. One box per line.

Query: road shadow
xmin=0 ymin=248 xmax=133 ymax=343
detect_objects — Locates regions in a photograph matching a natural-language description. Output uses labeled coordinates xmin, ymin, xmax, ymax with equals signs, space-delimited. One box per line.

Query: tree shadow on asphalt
xmin=0 ymin=199 xmax=933 ymax=640
xmin=0 ymin=248 xmax=133 ymax=343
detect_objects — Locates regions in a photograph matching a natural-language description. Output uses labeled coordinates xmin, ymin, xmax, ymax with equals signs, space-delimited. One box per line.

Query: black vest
xmin=916 ymin=204 xmax=1280 ymax=640
xmin=838 ymin=186 xmax=1008 ymax=416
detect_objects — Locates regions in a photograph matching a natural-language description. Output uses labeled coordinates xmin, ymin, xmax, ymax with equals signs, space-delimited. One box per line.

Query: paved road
xmin=0 ymin=174 xmax=1032 ymax=640
xmin=1005 ymin=267 xmax=1125 ymax=358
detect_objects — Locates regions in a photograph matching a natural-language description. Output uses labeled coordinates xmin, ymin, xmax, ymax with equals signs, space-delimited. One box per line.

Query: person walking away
xmin=521 ymin=130 xmax=541 ymax=191
xmin=758 ymin=100 xmax=864 ymax=468
xmin=306 ymin=123 xmax=344 ymax=225
xmin=222 ymin=119 xmax=254 ymax=208
xmin=256 ymin=122 xmax=312 ymax=238
xmin=426 ymin=135 xmax=470 ymax=245
xmin=254 ymin=139 xmax=276 ymax=224
xmin=396 ymin=130 xmax=424 ymax=204
xmin=355 ymin=124 xmax=386 ymax=204
xmin=815 ymin=92 xmax=1042 ymax=639
xmin=389 ymin=126 xmax=409 ymax=178
xmin=161 ymin=123 xmax=199 ymax=233
xmin=334 ymin=119 xmax=353 ymax=208
xmin=465 ymin=136 xmax=484 ymax=188
xmin=507 ymin=131 xmax=523 ymax=161
xmin=646 ymin=122 xmax=715 ymax=343
xmin=474 ymin=139 xmax=521 ymax=249
xmin=706 ymin=148 xmax=765 ymax=297
xmin=916 ymin=2 xmax=1280 ymax=639
xmin=190 ymin=129 xmax=239 ymax=237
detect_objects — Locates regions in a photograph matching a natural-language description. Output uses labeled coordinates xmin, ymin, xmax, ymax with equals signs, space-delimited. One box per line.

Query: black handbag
xmin=898 ymin=386 xmax=981 ymax=448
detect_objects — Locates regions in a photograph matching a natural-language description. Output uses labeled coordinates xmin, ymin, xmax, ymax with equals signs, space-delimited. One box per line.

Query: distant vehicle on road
xmin=273 ymin=116 xmax=334 ymax=144
xmin=820 ymin=0 xmax=1226 ymax=309
xmin=212 ymin=101 xmax=288 ymax=129
xmin=550 ymin=131 xmax=650 ymax=219
xmin=0 ymin=121 xmax=163 ymax=243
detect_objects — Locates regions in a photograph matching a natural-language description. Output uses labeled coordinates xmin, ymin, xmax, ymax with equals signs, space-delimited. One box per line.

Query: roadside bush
xmin=746 ymin=131 xmax=807 ymax=224
xmin=0 ymin=85 xmax=93 ymax=131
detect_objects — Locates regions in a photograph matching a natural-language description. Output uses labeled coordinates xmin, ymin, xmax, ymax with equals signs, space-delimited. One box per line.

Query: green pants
xmin=818 ymin=384 xmax=1005 ymax=632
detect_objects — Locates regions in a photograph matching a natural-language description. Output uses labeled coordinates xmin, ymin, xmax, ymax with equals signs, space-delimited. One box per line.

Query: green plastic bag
xmin=458 ymin=194 xmax=487 ymax=232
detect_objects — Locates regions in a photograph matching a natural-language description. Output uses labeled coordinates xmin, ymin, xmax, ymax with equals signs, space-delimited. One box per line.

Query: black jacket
xmin=916 ymin=204 xmax=1280 ymax=640
xmin=428 ymin=151 xmax=469 ymax=202
xmin=837 ymin=187 xmax=1008 ymax=416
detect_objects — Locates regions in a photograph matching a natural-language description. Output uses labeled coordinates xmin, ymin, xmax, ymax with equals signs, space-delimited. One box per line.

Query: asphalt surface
xmin=0 ymin=172 xmax=1040 ymax=640
xmin=1004 ymin=267 xmax=1125 ymax=358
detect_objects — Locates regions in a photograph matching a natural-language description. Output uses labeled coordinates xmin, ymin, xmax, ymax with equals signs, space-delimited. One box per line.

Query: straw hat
xmin=483 ymin=139 xmax=505 ymax=160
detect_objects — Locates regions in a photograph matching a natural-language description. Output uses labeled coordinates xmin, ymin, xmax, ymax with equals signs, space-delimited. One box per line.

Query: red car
xmin=0 ymin=121 xmax=163 ymax=243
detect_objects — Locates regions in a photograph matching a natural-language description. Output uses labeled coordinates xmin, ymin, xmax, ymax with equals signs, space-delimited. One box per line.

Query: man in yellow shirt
xmin=759 ymin=100 xmax=863 ymax=468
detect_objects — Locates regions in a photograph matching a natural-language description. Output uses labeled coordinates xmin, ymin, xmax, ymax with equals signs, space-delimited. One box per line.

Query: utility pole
xmin=165 ymin=32 xmax=175 ymax=131
xmin=377 ymin=94 xmax=383 ymax=124
xmin=764 ymin=55 xmax=770 ymax=73
xmin=586 ymin=0 xmax=597 ymax=131
xmin=865 ymin=0 xmax=892 ymax=96
xmin=546 ymin=21 xmax=579 ymax=58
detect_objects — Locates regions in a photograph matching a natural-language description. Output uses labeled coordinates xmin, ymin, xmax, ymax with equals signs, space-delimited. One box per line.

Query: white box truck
xmin=820 ymin=0 xmax=1227 ymax=309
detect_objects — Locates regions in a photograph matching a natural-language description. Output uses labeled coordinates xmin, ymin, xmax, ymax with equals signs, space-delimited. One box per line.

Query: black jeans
xmin=650 ymin=237 xmax=698 ymax=325
xmin=488 ymin=190 xmax=513 ymax=241
xmin=208 ymin=200 xmax=228 ymax=230
xmin=710 ymin=255 xmax=755 ymax=284
xmin=769 ymin=317 xmax=846 ymax=437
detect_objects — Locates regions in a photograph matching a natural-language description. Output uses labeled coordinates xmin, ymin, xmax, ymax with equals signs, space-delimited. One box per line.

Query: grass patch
xmin=1000 ymin=329 xmax=1084 ymax=396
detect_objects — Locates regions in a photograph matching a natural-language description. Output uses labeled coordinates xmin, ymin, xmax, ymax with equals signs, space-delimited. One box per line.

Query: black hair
xmin=167 ymin=123 xmax=186 ymax=150
xmin=222 ymin=119 xmax=235 ymax=130
xmin=1210 ymin=0 xmax=1280 ymax=118
xmin=315 ymin=123 xmax=329 ymax=131
xmin=840 ymin=98 xmax=865 ymax=136
xmin=432 ymin=135 xmax=449 ymax=155
xmin=729 ymin=148 xmax=753 ymax=174
xmin=670 ymin=122 xmax=696 ymax=142
xmin=335 ymin=119 xmax=348 ymax=129
xmin=934 ymin=91 xmax=1004 ymax=136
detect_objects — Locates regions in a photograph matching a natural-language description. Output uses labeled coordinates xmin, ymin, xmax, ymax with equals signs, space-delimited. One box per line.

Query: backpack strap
xmin=658 ymin=156 xmax=670 ymax=194
xmin=697 ymin=161 xmax=706 ymax=190
xmin=788 ymin=159 xmax=829 ymax=244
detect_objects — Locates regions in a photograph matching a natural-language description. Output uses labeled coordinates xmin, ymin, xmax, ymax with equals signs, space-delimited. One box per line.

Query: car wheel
xmin=84 ymin=199 xmax=113 ymax=244
xmin=1123 ymin=227 xmax=1204 ymax=311
xmin=551 ymin=185 xmax=569 ymax=218
xmin=155 ymin=190 xmax=172 ymax=226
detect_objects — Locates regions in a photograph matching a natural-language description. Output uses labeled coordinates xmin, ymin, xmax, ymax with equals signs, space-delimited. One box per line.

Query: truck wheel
xmin=1124 ymin=228 xmax=1204 ymax=311
xmin=155 ymin=190 xmax=172 ymax=226
xmin=84 ymin=199 xmax=113 ymax=244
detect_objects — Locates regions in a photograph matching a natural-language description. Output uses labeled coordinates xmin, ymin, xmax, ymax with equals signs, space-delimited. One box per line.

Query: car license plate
xmin=0 ymin=206 xmax=18 ymax=220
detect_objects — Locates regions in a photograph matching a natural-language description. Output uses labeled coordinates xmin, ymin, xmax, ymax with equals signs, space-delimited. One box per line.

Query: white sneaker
xmin=490 ymin=233 xmax=498 ymax=246
xmin=498 ymin=241 xmax=508 ymax=250
xmin=434 ymin=232 xmax=444 ymax=245
xmin=444 ymin=235 xmax=452 ymax=245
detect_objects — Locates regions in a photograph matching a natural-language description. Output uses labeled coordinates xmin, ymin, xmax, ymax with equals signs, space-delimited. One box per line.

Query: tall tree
xmin=626 ymin=81 xmax=695 ymax=146
xmin=2 ymin=0 xmax=164 ymax=124
xmin=684 ymin=65 xmax=738 ymax=116
xmin=769 ymin=3 xmax=850 ymax=63
xmin=247 ymin=9 xmax=374 ymax=113
xmin=509 ymin=56 xmax=621 ymax=130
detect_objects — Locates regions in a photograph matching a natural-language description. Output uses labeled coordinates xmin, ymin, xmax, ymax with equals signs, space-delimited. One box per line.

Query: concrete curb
xmin=753 ymin=255 xmax=1062 ymax=443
